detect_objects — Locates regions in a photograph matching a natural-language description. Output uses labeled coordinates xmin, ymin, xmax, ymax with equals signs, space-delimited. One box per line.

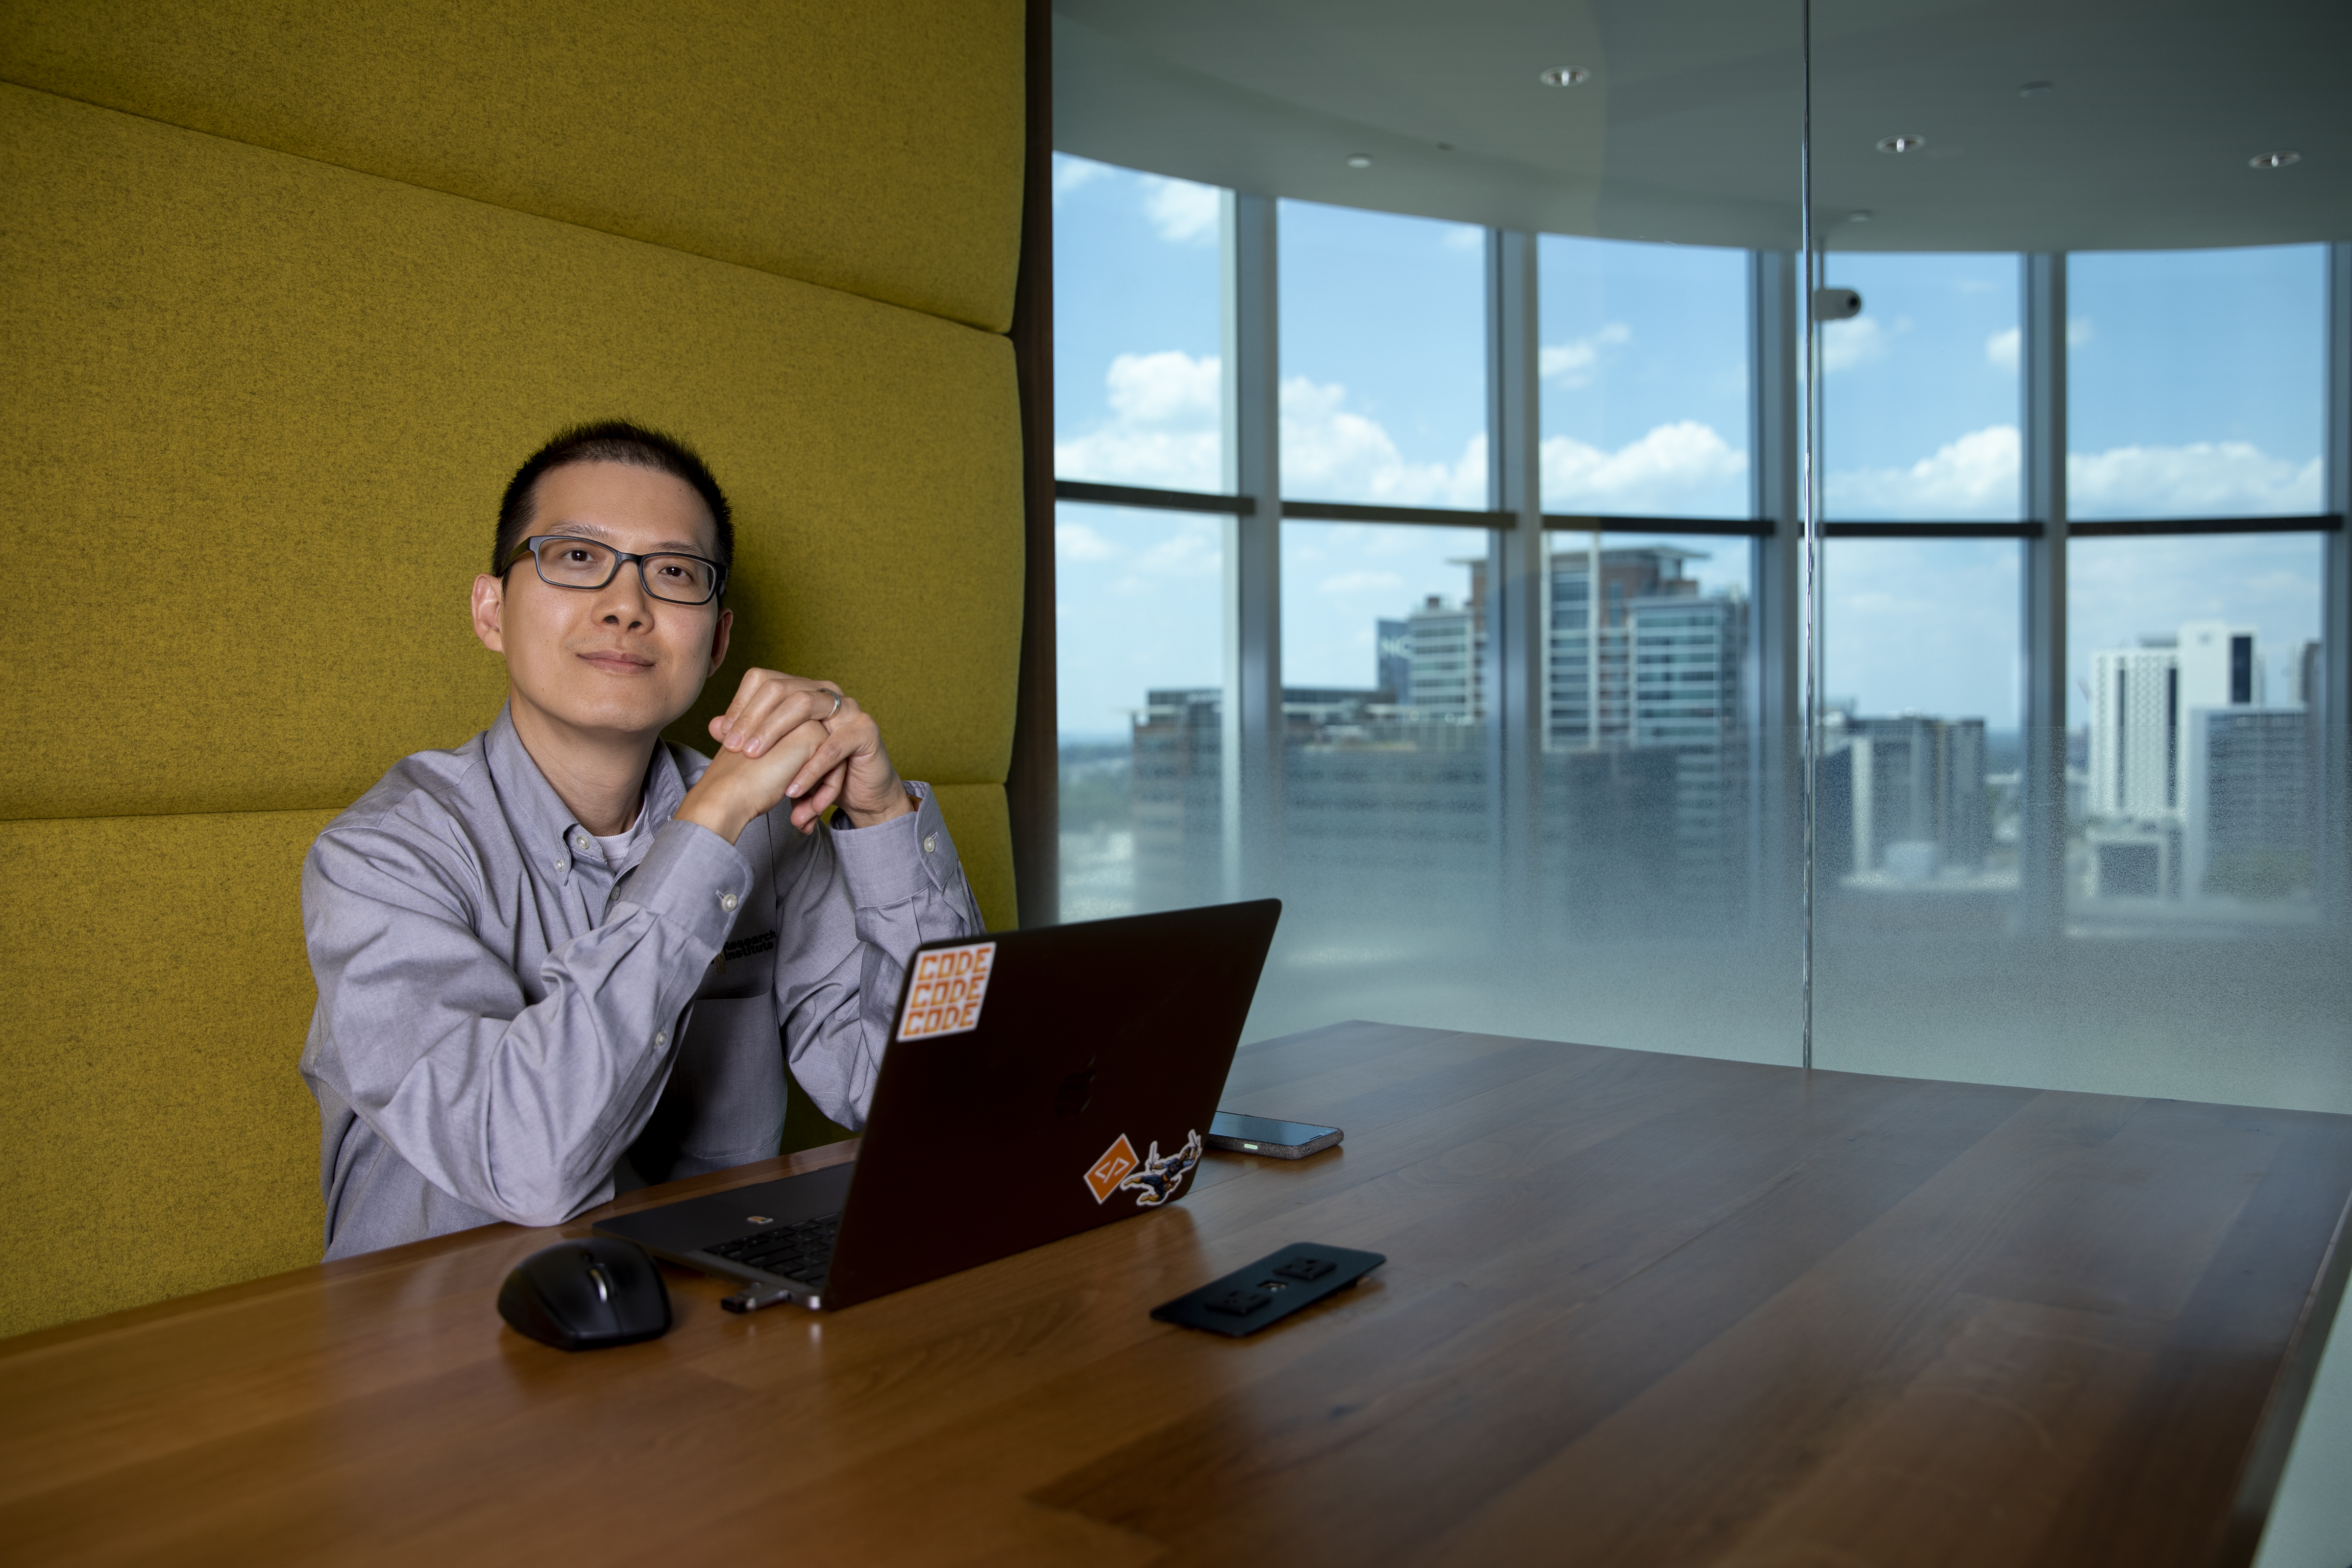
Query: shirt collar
xmin=486 ymin=702 xmax=688 ymax=875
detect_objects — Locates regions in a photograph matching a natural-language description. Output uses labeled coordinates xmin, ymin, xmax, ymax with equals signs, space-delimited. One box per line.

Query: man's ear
xmin=471 ymin=573 xmax=508 ymax=655
xmin=708 ymin=606 xmax=734 ymax=673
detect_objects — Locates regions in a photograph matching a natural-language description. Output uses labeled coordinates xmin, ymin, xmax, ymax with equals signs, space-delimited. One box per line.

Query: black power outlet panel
xmin=1150 ymin=1243 xmax=1385 ymax=1337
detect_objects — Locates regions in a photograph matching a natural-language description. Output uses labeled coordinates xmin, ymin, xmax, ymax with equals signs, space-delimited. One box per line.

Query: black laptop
xmin=594 ymin=899 xmax=1282 ymax=1311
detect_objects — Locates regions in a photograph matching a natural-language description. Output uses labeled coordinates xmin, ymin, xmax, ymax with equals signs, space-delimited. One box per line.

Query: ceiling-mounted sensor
xmin=1813 ymin=287 xmax=1863 ymax=321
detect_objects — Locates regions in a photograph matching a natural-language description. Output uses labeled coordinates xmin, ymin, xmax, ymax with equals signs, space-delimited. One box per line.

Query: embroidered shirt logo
xmin=713 ymin=930 xmax=776 ymax=976
xmin=1084 ymin=1134 xmax=1140 ymax=1203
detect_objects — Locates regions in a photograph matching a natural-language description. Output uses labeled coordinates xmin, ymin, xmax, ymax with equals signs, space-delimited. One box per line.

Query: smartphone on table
xmin=1206 ymin=1111 xmax=1343 ymax=1159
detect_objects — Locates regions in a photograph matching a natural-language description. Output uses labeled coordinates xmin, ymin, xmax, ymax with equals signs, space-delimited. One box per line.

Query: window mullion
xmin=2020 ymin=251 xmax=2070 ymax=936
xmin=1220 ymin=191 xmax=1282 ymax=901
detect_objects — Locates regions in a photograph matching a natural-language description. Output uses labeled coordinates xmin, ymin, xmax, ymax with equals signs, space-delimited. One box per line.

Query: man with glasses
xmin=298 ymin=421 xmax=980 ymax=1259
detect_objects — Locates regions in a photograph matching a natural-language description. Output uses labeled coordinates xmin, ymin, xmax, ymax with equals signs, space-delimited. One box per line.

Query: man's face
xmin=470 ymin=461 xmax=733 ymax=746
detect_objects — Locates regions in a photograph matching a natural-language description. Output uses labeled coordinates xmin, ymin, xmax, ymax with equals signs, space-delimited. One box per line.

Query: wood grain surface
xmin=5 ymin=1021 xmax=2348 ymax=1566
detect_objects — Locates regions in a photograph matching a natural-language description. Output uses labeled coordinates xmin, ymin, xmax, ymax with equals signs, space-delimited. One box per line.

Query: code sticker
xmin=1085 ymin=1134 xmax=1140 ymax=1203
xmin=896 ymin=941 xmax=998 ymax=1041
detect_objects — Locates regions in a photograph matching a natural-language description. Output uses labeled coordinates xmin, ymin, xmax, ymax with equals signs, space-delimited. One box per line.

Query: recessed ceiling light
xmin=1876 ymin=135 xmax=1927 ymax=154
xmin=2017 ymin=80 xmax=2054 ymax=98
xmin=1538 ymin=66 xmax=1591 ymax=87
xmin=1847 ymin=210 xmax=1875 ymax=223
xmin=1345 ymin=154 xmax=1373 ymax=169
xmin=2249 ymin=150 xmax=2301 ymax=169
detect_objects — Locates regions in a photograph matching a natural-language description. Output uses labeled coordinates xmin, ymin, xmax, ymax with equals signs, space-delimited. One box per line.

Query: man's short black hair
xmin=495 ymin=420 xmax=734 ymax=583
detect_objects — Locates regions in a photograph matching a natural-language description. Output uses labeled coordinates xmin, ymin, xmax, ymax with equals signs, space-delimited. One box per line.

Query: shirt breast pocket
xmin=666 ymin=994 xmax=787 ymax=1171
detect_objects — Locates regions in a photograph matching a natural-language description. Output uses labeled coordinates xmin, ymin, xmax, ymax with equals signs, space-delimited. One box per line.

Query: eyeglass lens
xmin=533 ymin=539 xmax=717 ymax=603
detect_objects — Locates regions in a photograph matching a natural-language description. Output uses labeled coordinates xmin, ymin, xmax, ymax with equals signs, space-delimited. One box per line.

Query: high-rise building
xmin=1375 ymin=618 xmax=1412 ymax=706
xmin=2291 ymin=638 xmax=2322 ymax=711
xmin=2183 ymin=707 xmax=2312 ymax=898
xmin=2088 ymin=639 xmax=2182 ymax=819
xmin=2087 ymin=620 xmax=2263 ymax=824
xmin=1817 ymin=714 xmax=1989 ymax=880
xmin=2178 ymin=619 xmax=2265 ymax=710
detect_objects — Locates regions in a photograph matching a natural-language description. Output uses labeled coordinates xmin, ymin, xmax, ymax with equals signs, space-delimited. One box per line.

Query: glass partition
xmin=1275 ymin=200 xmax=1488 ymax=507
xmin=1051 ymin=5 xmax=2349 ymax=1553
xmin=2069 ymin=245 xmax=2328 ymax=521
xmin=1051 ymin=153 xmax=1227 ymax=492
xmin=1052 ymin=501 xmax=1225 ymax=922
xmin=1537 ymin=235 xmax=1750 ymax=520
xmin=1822 ymin=253 xmax=2022 ymax=521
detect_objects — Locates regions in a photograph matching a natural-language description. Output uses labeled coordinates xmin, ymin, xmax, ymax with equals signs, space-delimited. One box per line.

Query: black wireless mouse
xmin=497 ymin=1237 xmax=672 ymax=1350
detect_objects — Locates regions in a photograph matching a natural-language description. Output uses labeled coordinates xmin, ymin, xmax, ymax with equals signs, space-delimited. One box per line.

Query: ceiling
xmin=1053 ymin=0 xmax=2352 ymax=252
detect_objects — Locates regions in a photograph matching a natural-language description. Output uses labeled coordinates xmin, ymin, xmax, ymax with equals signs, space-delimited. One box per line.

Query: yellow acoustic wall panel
xmin=0 ymin=811 xmax=334 ymax=1339
xmin=0 ymin=0 xmax=1024 ymax=332
xmin=0 ymin=84 xmax=1024 ymax=824
xmin=928 ymin=783 xmax=1018 ymax=934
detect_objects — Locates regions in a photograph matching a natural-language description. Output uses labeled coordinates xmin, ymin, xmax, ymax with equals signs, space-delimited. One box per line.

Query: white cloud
xmin=1539 ymin=322 xmax=1631 ymax=388
xmin=1125 ymin=520 xmax=1222 ymax=585
xmin=1824 ymin=424 xmax=2323 ymax=521
xmin=1540 ymin=420 xmax=1747 ymax=514
xmin=1052 ymin=154 xmax=1110 ymax=206
xmin=2070 ymin=441 xmax=2321 ymax=518
xmin=1829 ymin=424 xmax=2020 ymax=520
xmin=1056 ymin=350 xmax=1223 ymax=491
xmin=1140 ymin=176 xmax=1220 ymax=245
xmin=1319 ymin=569 xmax=1407 ymax=596
xmin=1278 ymin=376 xmax=1489 ymax=508
xmin=1984 ymin=317 xmax=2092 ymax=372
xmin=1106 ymin=349 xmax=1219 ymax=426
xmin=1822 ymin=316 xmax=1891 ymax=373
xmin=1439 ymin=223 xmax=1485 ymax=252
xmin=1055 ymin=522 xmax=1118 ymax=561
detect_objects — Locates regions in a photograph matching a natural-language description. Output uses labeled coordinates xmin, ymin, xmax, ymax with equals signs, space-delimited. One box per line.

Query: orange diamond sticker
xmin=1084 ymin=1134 xmax=1139 ymax=1204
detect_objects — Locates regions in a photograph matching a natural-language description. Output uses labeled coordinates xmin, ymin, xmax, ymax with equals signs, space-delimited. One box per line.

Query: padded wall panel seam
xmin=1 ymin=83 xmax=1024 ymax=823
xmin=0 ymin=0 xmax=1023 ymax=333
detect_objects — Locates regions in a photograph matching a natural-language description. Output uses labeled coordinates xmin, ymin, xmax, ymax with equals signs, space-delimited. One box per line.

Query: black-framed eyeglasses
xmin=504 ymin=535 xmax=727 ymax=606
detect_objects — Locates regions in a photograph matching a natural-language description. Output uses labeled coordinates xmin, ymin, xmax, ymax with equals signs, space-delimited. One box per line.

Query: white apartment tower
xmin=2087 ymin=621 xmax=2260 ymax=822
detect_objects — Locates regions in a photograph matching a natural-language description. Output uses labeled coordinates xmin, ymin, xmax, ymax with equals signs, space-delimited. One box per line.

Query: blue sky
xmin=1053 ymin=152 xmax=2328 ymax=739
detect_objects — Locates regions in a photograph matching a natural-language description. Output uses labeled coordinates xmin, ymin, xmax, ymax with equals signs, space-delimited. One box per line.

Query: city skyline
xmin=1052 ymin=152 xmax=2328 ymax=742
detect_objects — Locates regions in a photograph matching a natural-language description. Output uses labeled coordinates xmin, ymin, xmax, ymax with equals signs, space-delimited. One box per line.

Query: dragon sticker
xmin=1116 ymin=1129 xmax=1204 ymax=1208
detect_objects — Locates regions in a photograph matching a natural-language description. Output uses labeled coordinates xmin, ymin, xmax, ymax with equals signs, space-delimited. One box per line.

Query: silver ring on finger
xmin=827 ymin=690 xmax=843 ymax=719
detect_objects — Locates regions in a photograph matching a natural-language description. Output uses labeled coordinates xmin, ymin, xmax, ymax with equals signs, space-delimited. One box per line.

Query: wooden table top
xmin=7 ymin=1021 xmax=2350 ymax=1567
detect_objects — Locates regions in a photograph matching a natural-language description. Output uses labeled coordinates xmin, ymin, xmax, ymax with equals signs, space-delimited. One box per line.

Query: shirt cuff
xmin=613 ymin=818 xmax=755 ymax=953
xmin=829 ymin=781 xmax=962 ymax=909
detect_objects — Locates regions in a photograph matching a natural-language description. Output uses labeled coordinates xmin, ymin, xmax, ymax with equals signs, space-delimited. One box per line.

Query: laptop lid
xmin=817 ymin=898 xmax=1281 ymax=1307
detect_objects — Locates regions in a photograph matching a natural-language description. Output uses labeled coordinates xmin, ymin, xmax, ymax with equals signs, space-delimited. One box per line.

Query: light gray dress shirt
xmin=298 ymin=705 xmax=980 ymax=1260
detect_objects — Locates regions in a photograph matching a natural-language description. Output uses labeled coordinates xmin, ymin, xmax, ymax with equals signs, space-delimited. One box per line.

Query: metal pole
xmin=1798 ymin=0 xmax=1817 ymax=1070
xmin=2323 ymin=244 xmax=2351 ymax=929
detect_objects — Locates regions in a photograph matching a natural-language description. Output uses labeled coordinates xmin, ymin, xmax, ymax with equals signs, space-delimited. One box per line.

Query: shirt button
xmin=719 ymin=891 xmax=739 ymax=912
xmin=574 ymin=834 xmax=593 ymax=854
xmin=655 ymin=1029 xmax=668 ymax=1048
xmin=923 ymin=834 xmax=936 ymax=855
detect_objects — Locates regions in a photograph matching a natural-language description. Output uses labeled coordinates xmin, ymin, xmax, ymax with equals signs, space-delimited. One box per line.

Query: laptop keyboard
xmin=706 ymin=1212 xmax=841 ymax=1284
